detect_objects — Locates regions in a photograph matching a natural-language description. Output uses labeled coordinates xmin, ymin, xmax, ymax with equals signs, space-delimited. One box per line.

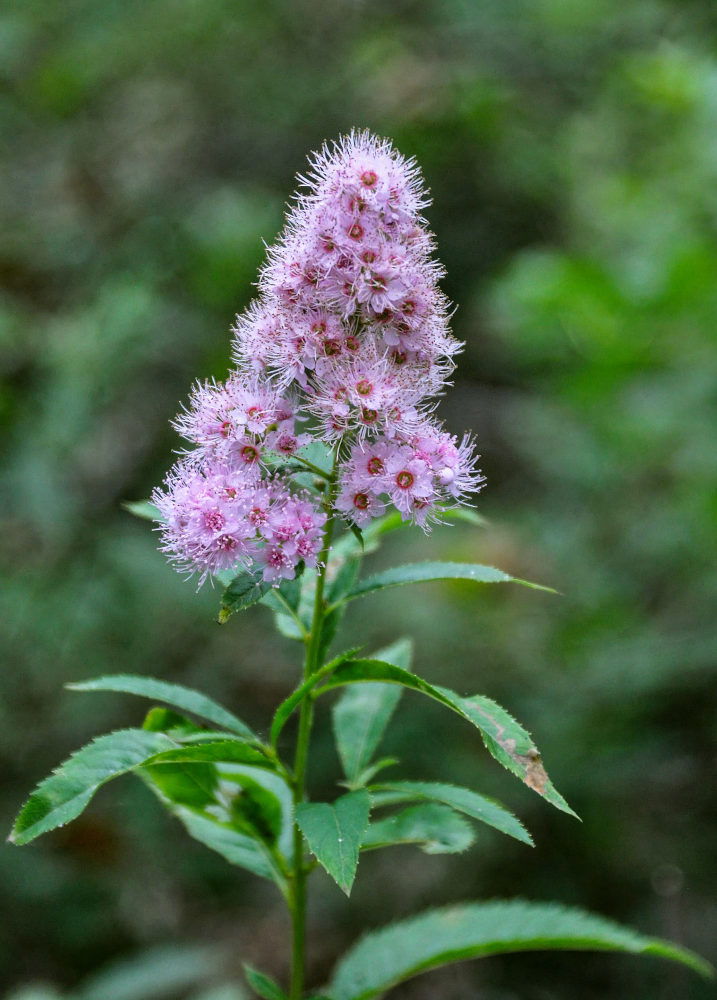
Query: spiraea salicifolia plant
xmin=11 ymin=133 xmax=710 ymax=1000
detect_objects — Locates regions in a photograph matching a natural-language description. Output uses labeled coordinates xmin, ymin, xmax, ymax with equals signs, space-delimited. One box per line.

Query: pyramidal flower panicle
xmin=154 ymin=130 xmax=484 ymax=585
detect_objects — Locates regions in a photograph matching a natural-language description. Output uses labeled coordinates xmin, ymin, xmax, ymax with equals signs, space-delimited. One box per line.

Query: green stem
xmin=289 ymin=471 xmax=338 ymax=1000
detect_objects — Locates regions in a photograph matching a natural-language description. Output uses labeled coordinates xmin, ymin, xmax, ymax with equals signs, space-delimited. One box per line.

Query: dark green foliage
xmin=362 ymin=803 xmax=476 ymax=855
xmin=295 ymin=792 xmax=371 ymax=896
xmin=219 ymin=573 xmax=275 ymax=623
xmin=328 ymin=902 xmax=713 ymax=999
xmin=331 ymin=639 xmax=410 ymax=787
xmin=316 ymin=658 xmax=575 ymax=815
xmin=68 ymin=674 xmax=257 ymax=739
xmin=369 ymin=781 xmax=532 ymax=845
xmin=341 ymin=561 xmax=555 ymax=606
xmin=10 ymin=730 xmax=178 ymax=845
xmin=244 ymin=964 xmax=288 ymax=1000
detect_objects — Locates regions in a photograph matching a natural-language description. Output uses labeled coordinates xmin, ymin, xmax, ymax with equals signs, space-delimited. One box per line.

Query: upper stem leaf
xmin=314 ymin=659 xmax=576 ymax=816
xmin=340 ymin=561 xmax=556 ymax=608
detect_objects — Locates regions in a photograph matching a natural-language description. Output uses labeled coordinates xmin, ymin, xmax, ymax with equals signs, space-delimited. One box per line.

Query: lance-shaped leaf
xmin=296 ymin=790 xmax=371 ymax=896
xmin=10 ymin=729 xmax=177 ymax=844
xmin=369 ymin=781 xmax=532 ymax=846
xmin=328 ymin=900 xmax=713 ymax=999
xmin=243 ymin=965 xmax=288 ymax=1000
xmin=219 ymin=571 xmax=274 ymax=622
xmin=339 ymin=561 xmax=555 ymax=608
xmin=363 ymin=803 xmax=475 ymax=854
xmin=67 ymin=673 xmax=257 ymax=741
xmin=314 ymin=659 xmax=575 ymax=817
xmin=332 ymin=640 xmax=410 ymax=787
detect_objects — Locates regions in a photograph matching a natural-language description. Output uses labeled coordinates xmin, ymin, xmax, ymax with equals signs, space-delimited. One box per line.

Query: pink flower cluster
xmin=153 ymin=463 xmax=326 ymax=587
xmin=153 ymin=132 xmax=483 ymax=585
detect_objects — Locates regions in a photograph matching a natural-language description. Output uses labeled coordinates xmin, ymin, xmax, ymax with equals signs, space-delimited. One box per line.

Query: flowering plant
xmin=10 ymin=133 xmax=709 ymax=998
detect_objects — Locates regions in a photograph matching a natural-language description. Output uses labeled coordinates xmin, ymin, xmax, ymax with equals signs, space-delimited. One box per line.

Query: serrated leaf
xmin=296 ymin=790 xmax=371 ymax=895
xmin=343 ymin=561 xmax=556 ymax=606
xmin=243 ymin=965 xmax=287 ymax=1000
xmin=331 ymin=641 xmax=410 ymax=787
xmin=122 ymin=499 xmax=163 ymax=521
xmin=10 ymin=729 xmax=176 ymax=844
xmin=67 ymin=674 xmax=257 ymax=741
xmin=363 ymin=803 xmax=475 ymax=854
xmin=219 ymin=571 xmax=274 ymax=622
xmin=329 ymin=901 xmax=713 ymax=999
xmin=314 ymin=660 xmax=575 ymax=816
xmin=370 ymin=781 xmax=532 ymax=846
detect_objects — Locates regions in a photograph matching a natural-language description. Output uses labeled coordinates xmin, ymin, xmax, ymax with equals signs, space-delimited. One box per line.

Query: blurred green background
xmin=2 ymin=1 xmax=716 ymax=998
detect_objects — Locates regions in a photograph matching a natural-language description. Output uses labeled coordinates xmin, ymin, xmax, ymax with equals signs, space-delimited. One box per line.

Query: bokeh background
xmin=2 ymin=1 xmax=716 ymax=998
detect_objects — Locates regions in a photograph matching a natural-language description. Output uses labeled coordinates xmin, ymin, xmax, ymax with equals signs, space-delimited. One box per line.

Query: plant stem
xmin=289 ymin=474 xmax=338 ymax=1000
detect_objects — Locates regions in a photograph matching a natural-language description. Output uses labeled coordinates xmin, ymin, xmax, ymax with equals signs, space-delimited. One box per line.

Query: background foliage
xmin=2 ymin=1 xmax=716 ymax=997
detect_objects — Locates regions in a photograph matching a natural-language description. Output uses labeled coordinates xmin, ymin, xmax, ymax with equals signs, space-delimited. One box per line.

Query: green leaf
xmin=67 ymin=673 xmax=257 ymax=741
xmin=10 ymin=729 xmax=176 ymax=844
xmin=141 ymin=763 xmax=292 ymax=894
xmin=76 ymin=944 xmax=221 ymax=1000
xmin=122 ymin=499 xmax=162 ymax=521
xmin=314 ymin=660 xmax=575 ymax=816
xmin=295 ymin=790 xmax=371 ymax=896
xmin=363 ymin=803 xmax=475 ymax=854
xmin=243 ymin=965 xmax=287 ymax=1000
xmin=142 ymin=706 xmax=206 ymax=737
xmin=332 ymin=640 xmax=410 ymax=787
xmin=342 ymin=561 xmax=556 ymax=607
xmin=142 ymin=761 xmax=218 ymax=809
xmin=442 ymin=507 xmax=486 ymax=527
xmin=329 ymin=901 xmax=713 ymax=999
xmin=269 ymin=644 xmax=373 ymax=751
xmin=333 ymin=683 xmax=402 ymax=786
xmin=350 ymin=757 xmax=400 ymax=788
xmin=219 ymin=571 xmax=274 ymax=622
xmin=296 ymin=439 xmax=333 ymax=476
xmin=230 ymin=774 xmax=284 ymax=846
xmin=370 ymin=781 xmax=532 ymax=846
xmin=143 ymin=741 xmax=275 ymax=769
xmin=348 ymin=523 xmax=364 ymax=549
xmin=326 ymin=554 xmax=362 ymax=604
xmin=158 ymin=802 xmax=284 ymax=887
